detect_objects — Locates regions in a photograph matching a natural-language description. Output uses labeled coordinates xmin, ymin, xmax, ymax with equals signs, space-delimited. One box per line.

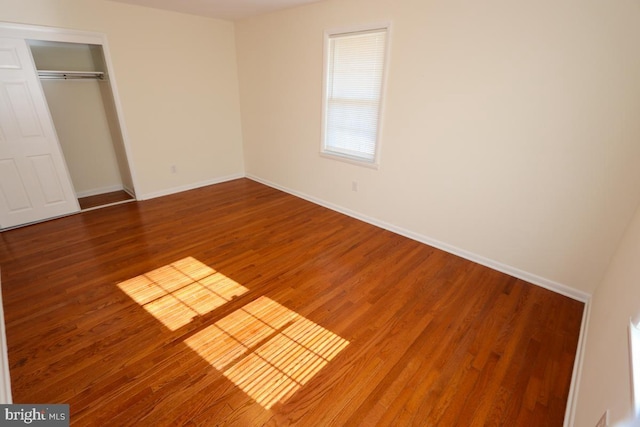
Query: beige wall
xmin=41 ymin=80 xmax=124 ymax=196
xmin=574 ymin=202 xmax=640 ymax=426
xmin=0 ymin=0 xmax=245 ymax=198
xmin=3 ymin=1 xmax=640 ymax=424
xmin=236 ymin=0 xmax=640 ymax=295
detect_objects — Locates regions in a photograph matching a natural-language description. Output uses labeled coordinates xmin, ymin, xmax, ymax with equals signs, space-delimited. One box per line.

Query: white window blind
xmin=322 ymin=26 xmax=388 ymax=164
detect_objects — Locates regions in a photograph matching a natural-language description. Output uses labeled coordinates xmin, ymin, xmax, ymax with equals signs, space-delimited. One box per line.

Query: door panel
xmin=0 ymin=37 xmax=78 ymax=229
xmin=5 ymin=81 xmax=43 ymax=137
xmin=0 ymin=159 xmax=30 ymax=211
xmin=0 ymin=47 xmax=20 ymax=69
xmin=29 ymin=154 xmax=65 ymax=205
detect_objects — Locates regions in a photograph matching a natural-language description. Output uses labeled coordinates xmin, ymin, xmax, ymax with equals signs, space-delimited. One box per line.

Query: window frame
xmin=630 ymin=318 xmax=640 ymax=418
xmin=320 ymin=22 xmax=391 ymax=169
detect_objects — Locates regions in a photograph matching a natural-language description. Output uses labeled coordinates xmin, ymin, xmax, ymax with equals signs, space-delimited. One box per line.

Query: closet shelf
xmin=38 ymin=70 xmax=105 ymax=80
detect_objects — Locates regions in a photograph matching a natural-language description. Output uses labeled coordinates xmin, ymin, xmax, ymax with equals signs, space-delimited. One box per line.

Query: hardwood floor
xmin=0 ymin=178 xmax=584 ymax=426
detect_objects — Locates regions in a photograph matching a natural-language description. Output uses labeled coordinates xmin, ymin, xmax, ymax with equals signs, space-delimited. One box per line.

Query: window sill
xmin=319 ymin=151 xmax=380 ymax=170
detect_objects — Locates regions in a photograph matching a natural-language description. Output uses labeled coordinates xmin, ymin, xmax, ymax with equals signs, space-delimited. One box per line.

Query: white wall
xmin=236 ymin=0 xmax=640 ymax=296
xmin=574 ymin=201 xmax=640 ymax=426
xmin=0 ymin=0 xmax=245 ymax=198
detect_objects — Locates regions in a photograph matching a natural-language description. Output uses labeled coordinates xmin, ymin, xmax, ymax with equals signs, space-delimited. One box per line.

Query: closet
xmin=28 ymin=40 xmax=135 ymax=210
xmin=0 ymin=22 xmax=137 ymax=230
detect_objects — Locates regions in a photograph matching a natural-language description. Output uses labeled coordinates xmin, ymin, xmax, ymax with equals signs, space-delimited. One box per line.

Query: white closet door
xmin=0 ymin=37 xmax=79 ymax=229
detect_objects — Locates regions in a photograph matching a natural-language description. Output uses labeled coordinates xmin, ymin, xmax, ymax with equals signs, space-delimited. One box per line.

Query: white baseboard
xmin=138 ymin=173 xmax=245 ymax=201
xmin=246 ymin=174 xmax=590 ymax=303
xmin=246 ymin=173 xmax=592 ymax=427
xmin=564 ymin=300 xmax=592 ymax=427
xmin=0 ymin=271 xmax=12 ymax=404
xmin=76 ymin=185 xmax=125 ymax=198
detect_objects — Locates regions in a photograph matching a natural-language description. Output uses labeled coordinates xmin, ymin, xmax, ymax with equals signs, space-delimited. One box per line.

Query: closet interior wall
xmin=28 ymin=40 xmax=134 ymax=207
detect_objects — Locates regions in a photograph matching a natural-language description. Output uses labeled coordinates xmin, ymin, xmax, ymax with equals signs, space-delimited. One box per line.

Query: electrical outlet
xmin=352 ymin=181 xmax=358 ymax=192
xmin=595 ymin=410 xmax=609 ymax=427
xmin=171 ymin=165 xmax=177 ymax=174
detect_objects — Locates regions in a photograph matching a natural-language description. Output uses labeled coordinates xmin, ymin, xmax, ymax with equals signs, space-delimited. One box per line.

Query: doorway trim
xmin=0 ymin=21 xmax=139 ymax=202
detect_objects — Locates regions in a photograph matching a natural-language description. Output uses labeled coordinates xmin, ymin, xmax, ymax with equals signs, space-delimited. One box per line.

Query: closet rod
xmin=37 ymin=70 xmax=105 ymax=80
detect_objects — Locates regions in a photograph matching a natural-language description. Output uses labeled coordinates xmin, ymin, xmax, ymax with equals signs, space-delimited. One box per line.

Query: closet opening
xmin=27 ymin=40 xmax=135 ymax=211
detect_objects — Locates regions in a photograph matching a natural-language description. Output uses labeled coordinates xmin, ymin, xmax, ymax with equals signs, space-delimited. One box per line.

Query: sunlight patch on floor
xmin=117 ymin=257 xmax=249 ymax=330
xmin=186 ymin=296 xmax=349 ymax=409
xmin=118 ymin=257 xmax=349 ymax=410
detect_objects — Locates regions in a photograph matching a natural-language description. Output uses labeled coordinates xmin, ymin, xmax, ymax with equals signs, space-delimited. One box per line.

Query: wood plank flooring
xmin=0 ymin=178 xmax=584 ymax=426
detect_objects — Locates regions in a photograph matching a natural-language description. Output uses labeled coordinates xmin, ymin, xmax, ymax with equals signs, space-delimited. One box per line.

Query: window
xmin=321 ymin=24 xmax=390 ymax=166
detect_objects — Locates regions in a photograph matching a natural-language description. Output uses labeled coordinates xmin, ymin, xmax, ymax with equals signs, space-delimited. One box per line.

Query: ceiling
xmin=108 ymin=0 xmax=326 ymax=21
